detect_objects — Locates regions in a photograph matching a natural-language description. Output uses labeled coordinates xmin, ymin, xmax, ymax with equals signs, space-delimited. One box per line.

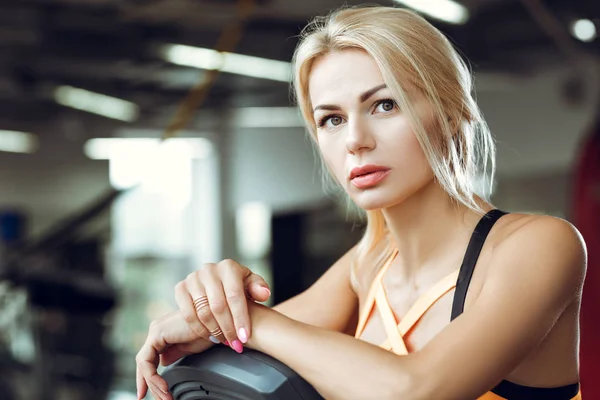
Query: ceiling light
xmin=571 ymin=19 xmax=597 ymax=43
xmin=53 ymin=86 xmax=139 ymax=122
xmin=393 ymin=0 xmax=469 ymax=25
xmin=0 ymin=130 xmax=39 ymax=154
xmin=161 ymin=44 xmax=291 ymax=82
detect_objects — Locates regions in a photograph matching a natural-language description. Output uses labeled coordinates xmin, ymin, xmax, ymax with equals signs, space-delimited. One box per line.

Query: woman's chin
xmin=349 ymin=194 xmax=397 ymax=211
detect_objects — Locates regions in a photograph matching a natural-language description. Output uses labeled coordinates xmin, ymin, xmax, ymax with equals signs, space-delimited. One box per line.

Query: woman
xmin=136 ymin=6 xmax=586 ymax=400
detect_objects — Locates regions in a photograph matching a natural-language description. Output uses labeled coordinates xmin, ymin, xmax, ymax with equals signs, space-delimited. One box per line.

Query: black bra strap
xmin=451 ymin=209 xmax=508 ymax=321
xmin=449 ymin=209 xmax=580 ymax=398
xmin=491 ymin=379 xmax=580 ymax=400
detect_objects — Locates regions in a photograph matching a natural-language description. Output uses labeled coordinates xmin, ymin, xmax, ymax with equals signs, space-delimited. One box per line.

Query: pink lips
xmin=349 ymin=165 xmax=391 ymax=189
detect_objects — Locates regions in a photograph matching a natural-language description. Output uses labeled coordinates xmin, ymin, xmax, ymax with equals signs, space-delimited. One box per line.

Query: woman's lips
xmin=350 ymin=169 xmax=391 ymax=189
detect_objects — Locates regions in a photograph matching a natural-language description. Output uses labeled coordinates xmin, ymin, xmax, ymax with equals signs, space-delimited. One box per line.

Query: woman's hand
xmin=136 ymin=303 xmax=275 ymax=400
xmin=174 ymin=259 xmax=271 ymax=353
xmin=136 ymin=311 xmax=213 ymax=400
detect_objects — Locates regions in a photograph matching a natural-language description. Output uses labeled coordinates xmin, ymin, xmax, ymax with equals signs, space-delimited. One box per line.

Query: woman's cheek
xmin=318 ymin=142 xmax=346 ymax=185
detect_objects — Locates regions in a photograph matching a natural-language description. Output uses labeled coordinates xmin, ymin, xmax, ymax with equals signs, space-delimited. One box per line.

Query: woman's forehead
xmin=308 ymin=50 xmax=388 ymax=105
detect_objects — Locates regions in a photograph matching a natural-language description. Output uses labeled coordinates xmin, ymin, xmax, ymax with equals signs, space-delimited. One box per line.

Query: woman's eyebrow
xmin=312 ymin=83 xmax=388 ymax=112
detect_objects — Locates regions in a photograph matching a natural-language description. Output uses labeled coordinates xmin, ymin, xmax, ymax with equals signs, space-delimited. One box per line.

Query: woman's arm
xmin=136 ymin=245 xmax=360 ymax=400
xmin=246 ymin=216 xmax=587 ymax=400
xmin=248 ymin=304 xmax=416 ymax=399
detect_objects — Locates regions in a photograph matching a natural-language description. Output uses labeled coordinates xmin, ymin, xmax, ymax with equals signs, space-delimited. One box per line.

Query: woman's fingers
xmin=136 ymin=340 xmax=170 ymax=400
xmin=201 ymin=269 xmax=240 ymax=350
xmin=160 ymin=339 xmax=214 ymax=367
xmin=244 ymin=273 xmax=272 ymax=303
xmin=148 ymin=387 xmax=168 ymax=400
xmin=136 ymin=365 xmax=148 ymax=399
xmin=174 ymin=281 xmax=210 ymax=340
xmin=220 ymin=262 xmax=252 ymax=344
xmin=185 ymin=272 xmax=228 ymax=344
xmin=136 ymin=312 xmax=195 ymax=400
xmin=176 ymin=260 xmax=271 ymax=352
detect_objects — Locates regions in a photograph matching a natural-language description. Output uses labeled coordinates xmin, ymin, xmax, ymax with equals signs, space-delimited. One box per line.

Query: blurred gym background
xmin=0 ymin=0 xmax=598 ymax=399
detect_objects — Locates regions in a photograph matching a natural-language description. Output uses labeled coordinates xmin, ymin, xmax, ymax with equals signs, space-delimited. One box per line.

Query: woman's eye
xmin=319 ymin=115 xmax=344 ymax=128
xmin=329 ymin=116 xmax=343 ymax=126
xmin=375 ymin=100 xmax=396 ymax=113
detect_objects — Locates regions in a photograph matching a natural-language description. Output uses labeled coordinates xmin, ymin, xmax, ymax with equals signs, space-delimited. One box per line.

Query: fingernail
xmin=224 ymin=340 xmax=229 ymax=346
xmin=160 ymin=387 xmax=168 ymax=394
xmin=238 ymin=328 xmax=248 ymax=343
xmin=209 ymin=335 xmax=220 ymax=344
xmin=231 ymin=339 xmax=243 ymax=353
xmin=262 ymin=287 xmax=271 ymax=296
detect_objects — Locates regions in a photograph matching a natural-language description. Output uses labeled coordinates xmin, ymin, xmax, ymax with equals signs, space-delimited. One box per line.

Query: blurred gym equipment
xmin=0 ymin=189 xmax=124 ymax=400
xmin=163 ymin=346 xmax=324 ymax=400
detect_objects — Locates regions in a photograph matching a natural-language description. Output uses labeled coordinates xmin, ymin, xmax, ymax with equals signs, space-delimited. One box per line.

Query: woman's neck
xmin=382 ymin=181 xmax=492 ymax=276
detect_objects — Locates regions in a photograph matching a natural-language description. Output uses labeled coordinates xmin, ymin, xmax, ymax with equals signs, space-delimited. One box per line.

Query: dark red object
xmin=572 ymin=116 xmax=600 ymax=398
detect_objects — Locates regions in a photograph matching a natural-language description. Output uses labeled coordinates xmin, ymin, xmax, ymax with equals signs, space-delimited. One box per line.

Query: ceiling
xmin=0 ymin=0 xmax=598 ymax=129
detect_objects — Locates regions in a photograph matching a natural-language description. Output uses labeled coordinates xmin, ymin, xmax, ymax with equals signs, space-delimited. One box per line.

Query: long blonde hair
xmin=291 ymin=5 xmax=496 ymax=291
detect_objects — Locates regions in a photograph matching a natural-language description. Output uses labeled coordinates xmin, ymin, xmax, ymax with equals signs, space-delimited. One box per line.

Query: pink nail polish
xmin=263 ymin=287 xmax=271 ymax=296
xmin=231 ymin=339 xmax=243 ymax=353
xmin=224 ymin=340 xmax=229 ymax=346
xmin=238 ymin=328 xmax=248 ymax=343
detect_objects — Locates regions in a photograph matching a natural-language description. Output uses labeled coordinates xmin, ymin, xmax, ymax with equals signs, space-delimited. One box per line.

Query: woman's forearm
xmin=248 ymin=304 xmax=421 ymax=400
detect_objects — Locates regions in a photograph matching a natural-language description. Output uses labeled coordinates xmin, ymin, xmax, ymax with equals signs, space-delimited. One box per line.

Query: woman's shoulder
xmin=487 ymin=212 xmax=587 ymax=289
xmin=494 ymin=212 xmax=585 ymax=253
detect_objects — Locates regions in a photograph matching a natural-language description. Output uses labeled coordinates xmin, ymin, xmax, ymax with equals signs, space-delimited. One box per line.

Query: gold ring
xmin=210 ymin=327 xmax=223 ymax=337
xmin=193 ymin=296 xmax=209 ymax=313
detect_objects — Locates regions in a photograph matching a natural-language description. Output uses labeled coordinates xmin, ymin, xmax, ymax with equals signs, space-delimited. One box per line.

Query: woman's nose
xmin=345 ymin=119 xmax=376 ymax=154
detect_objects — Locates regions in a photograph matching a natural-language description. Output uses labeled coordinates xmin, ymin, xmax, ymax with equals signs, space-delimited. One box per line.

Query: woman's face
xmin=308 ymin=49 xmax=435 ymax=211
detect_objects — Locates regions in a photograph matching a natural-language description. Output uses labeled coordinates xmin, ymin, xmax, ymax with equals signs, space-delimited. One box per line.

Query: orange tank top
xmin=354 ymin=210 xmax=582 ymax=400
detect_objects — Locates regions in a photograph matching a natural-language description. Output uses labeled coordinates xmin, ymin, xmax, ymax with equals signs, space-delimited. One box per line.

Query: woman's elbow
xmin=390 ymin=356 xmax=438 ymax=400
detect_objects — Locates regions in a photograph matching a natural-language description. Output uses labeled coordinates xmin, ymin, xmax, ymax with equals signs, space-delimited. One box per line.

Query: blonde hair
xmin=291 ymin=5 xmax=496 ymax=291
